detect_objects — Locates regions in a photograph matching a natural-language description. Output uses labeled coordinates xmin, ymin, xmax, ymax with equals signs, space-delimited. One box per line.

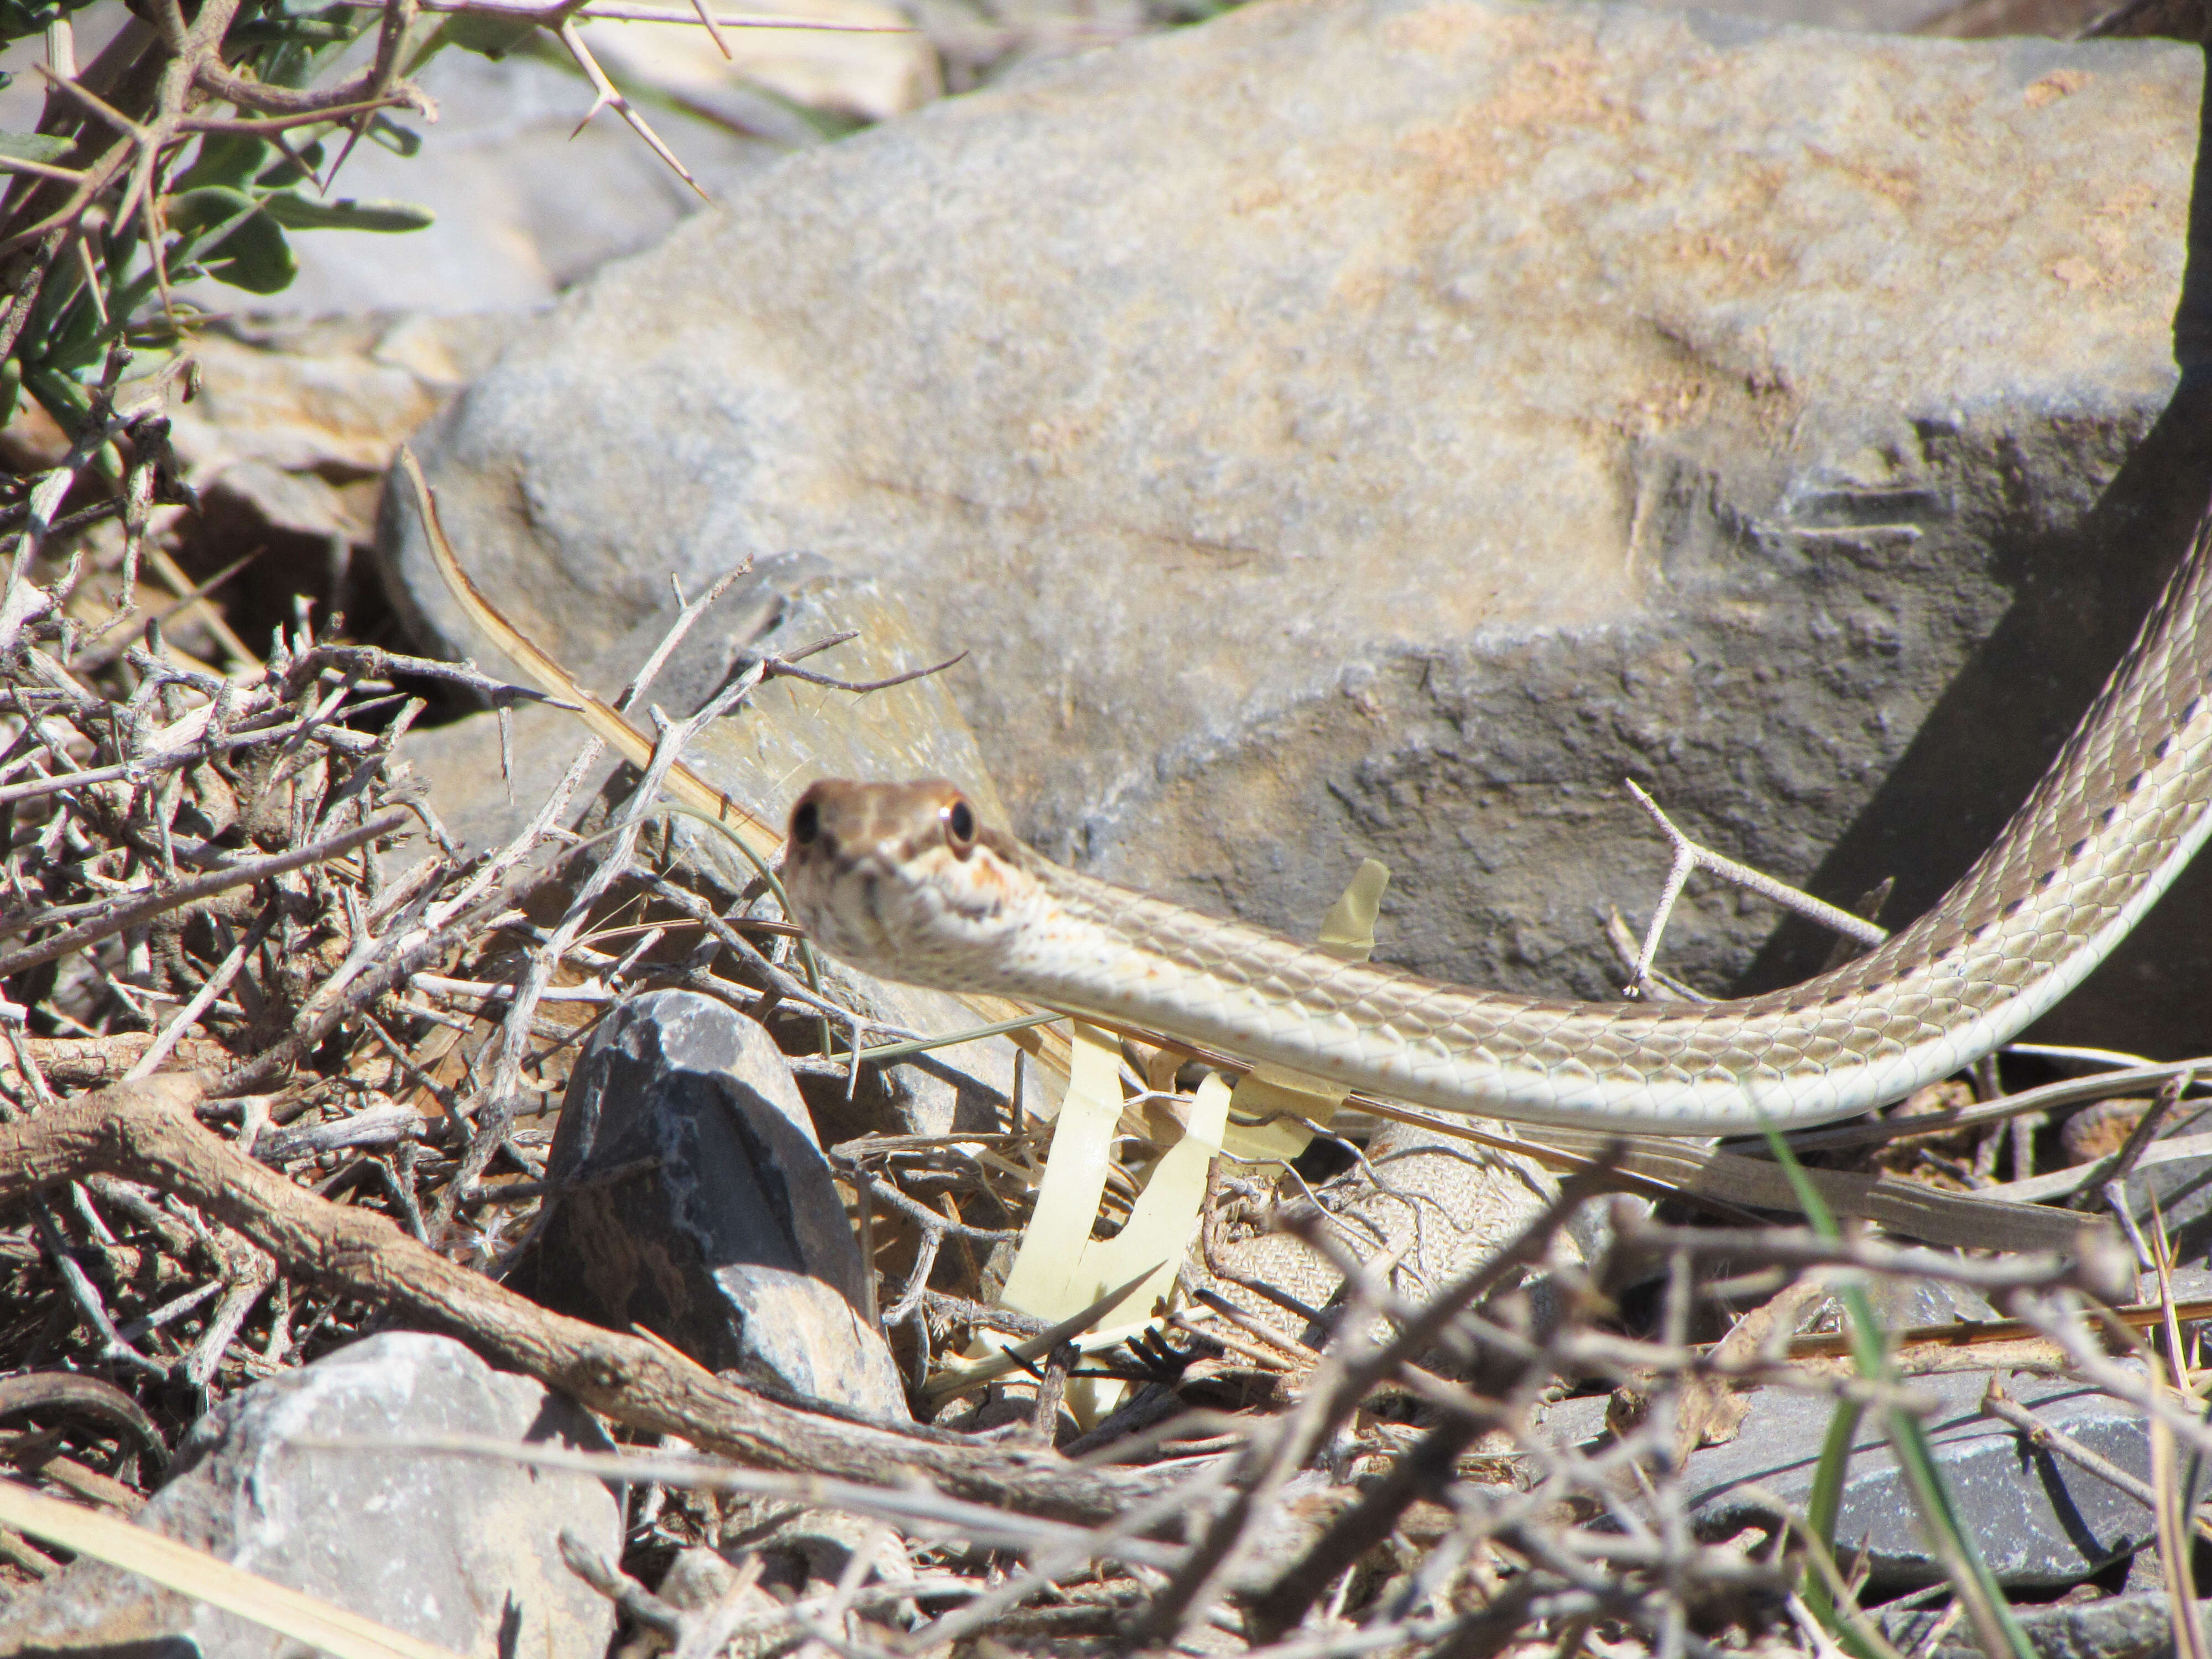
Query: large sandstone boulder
xmin=379 ymin=0 xmax=2212 ymax=1051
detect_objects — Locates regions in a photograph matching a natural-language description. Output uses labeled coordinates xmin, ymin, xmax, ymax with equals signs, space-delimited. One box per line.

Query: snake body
xmin=781 ymin=515 xmax=2212 ymax=1135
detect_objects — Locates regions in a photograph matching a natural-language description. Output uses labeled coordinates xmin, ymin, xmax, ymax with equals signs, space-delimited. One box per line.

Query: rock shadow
xmin=1738 ymin=46 xmax=2212 ymax=1057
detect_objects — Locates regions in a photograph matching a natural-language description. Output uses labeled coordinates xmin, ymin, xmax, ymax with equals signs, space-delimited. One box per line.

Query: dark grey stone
xmin=525 ymin=989 xmax=910 ymax=1421
xmin=1841 ymin=1272 xmax=2001 ymax=1333
xmin=2117 ymin=1114 xmax=2212 ymax=1270
xmin=2135 ymin=1265 xmax=2212 ymax=1305
xmin=0 ymin=1332 xmax=619 ymax=1658
xmin=1884 ymin=1592 xmax=2204 ymax=1659
xmin=1533 ymin=1390 xmax=1615 ymax=1451
xmin=1537 ymin=1367 xmax=2172 ymax=1590
xmin=1684 ymin=1369 xmax=2153 ymax=1587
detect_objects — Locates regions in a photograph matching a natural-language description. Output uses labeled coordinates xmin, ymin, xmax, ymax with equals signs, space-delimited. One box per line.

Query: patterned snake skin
xmin=782 ymin=514 xmax=2212 ymax=1135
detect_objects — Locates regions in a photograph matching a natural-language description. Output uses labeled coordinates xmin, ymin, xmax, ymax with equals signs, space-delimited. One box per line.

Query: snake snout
xmin=781 ymin=778 xmax=1024 ymax=988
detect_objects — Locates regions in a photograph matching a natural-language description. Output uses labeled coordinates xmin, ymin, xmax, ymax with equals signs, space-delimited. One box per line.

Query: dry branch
xmin=0 ymin=811 xmax=407 ymax=982
xmin=0 ymin=1077 xmax=1167 ymax=1525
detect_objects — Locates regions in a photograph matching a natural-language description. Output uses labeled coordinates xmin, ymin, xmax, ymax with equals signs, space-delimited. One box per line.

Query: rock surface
xmin=1676 ymin=1368 xmax=2153 ymax=1587
xmin=0 ymin=0 xmax=2128 ymax=322
xmin=381 ymin=0 xmax=2212 ymax=1055
xmin=1882 ymin=1592 xmax=2208 ymax=1659
xmin=518 ymin=989 xmax=911 ymax=1420
xmin=0 ymin=1332 xmax=620 ymax=1658
xmin=2094 ymin=1102 xmax=2212 ymax=1269
xmin=175 ymin=312 xmax=524 ymax=549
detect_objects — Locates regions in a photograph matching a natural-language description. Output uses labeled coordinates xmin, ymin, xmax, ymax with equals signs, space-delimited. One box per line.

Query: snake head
xmin=781 ymin=778 xmax=1033 ymax=989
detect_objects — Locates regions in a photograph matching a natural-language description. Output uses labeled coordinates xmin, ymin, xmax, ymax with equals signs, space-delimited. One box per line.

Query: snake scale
xmin=782 ymin=509 xmax=2212 ymax=1138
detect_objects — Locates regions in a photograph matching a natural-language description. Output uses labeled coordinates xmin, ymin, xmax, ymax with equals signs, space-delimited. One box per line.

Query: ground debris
xmin=0 ymin=456 xmax=2205 ymax=1659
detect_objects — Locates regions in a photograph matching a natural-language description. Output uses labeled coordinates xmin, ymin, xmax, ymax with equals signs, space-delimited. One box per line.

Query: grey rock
xmin=660 ymin=1545 xmax=755 ymax=1609
xmin=2114 ymin=1109 xmax=2212 ymax=1268
xmin=0 ymin=1332 xmax=619 ymax=1659
xmin=1533 ymin=1390 xmax=1614 ymax=1449
xmin=2137 ymin=1265 xmax=2212 ymax=1303
xmin=2030 ymin=1097 xmax=2212 ymax=1270
xmin=1635 ymin=0 xmax=1965 ymax=32
xmin=1883 ymin=1592 xmax=2206 ymax=1659
xmin=720 ymin=1495 xmax=898 ymax=1593
xmin=523 ymin=989 xmax=911 ymax=1420
xmin=1683 ymin=1368 xmax=2154 ymax=1587
xmin=380 ymin=0 xmax=2212 ymax=1056
xmin=1539 ymin=1368 xmax=2173 ymax=1590
xmin=1202 ymin=1118 xmax=1564 ymax=1348
xmin=0 ymin=19 xmax=792 ymax=319
xmin=646 ymin=1546 xmax=792 ymax=1659
xmin=1834 ymin=1271 xmax=2001 ymax=1333
xmin=171 ymin=312 xmax=525 ymax=538
xmin=1601 ymin=1241 xmax=2000 ymax=1345
xmin=384 ymin=552 xmax=999 ymax=855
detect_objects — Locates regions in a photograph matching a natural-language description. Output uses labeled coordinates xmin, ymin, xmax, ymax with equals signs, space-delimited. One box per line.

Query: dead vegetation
xmin=0 ymin=3 xmax=2208 ymax=1654
xmin=0 ymin=409 xmax=2204 ymax=1659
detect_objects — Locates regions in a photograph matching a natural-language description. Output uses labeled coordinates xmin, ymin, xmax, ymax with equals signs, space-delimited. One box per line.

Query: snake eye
xmin=790 ymin=799 xmax=819 ymax=847
xmin=943 ymin=797 xmax=977 ymax=855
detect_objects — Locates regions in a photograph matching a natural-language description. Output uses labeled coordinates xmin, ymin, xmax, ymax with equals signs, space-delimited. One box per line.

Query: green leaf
xmin=261 ymin=40 xmax=317 ymax=91
xmin=0 ymin=0 xmax=99 ymax=49
xmin=367 ymin=114 xmax=422 ymax=158
xmin=164 ymin=187 xmax=298 ymax=295
xmin=174 ymin=133 xmax=272 ymax=193
xmin=1799 ymin=1400 xmax=1880 ymax=1655
xmin=259 ymin=192 xmax=433 ymax=233
xmin=437 ymin=11 xmax=538 ymax=59
xmin=254 ymin=140 xmax=326 ymax=190
xmin=0 ymin=129 xmax=71 ymax=164
xmin=23 ymin=361 xmax=86 ymax=421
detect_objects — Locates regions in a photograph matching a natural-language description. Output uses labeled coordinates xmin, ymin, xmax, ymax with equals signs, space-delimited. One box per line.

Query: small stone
xmin=1535 ymin=1390 xmax=1616 ymax=1452
xmin=518 ymin=989 xmax=911 ymax=1421
xmin=1683 ymin=1368 xmax=2153 ymax=1588
xmin=1882 ymin=1590 xmax=2203 ymax=1659
xmin=1828 ymin=1272 xmax=2000 ymax=1335
xmin=2064 ymin=1098 xmax=2157 ymax=1165
xmin=722 ymin=1495 xmax=909 ymax=1597
xmin=0 ymin=1332 xmax=620 ymax=1659
xmin=2059 ymin=1099 xmax=2212 ymax=1269
xmin=657 ymin=1544 xmax=778 ymax=1616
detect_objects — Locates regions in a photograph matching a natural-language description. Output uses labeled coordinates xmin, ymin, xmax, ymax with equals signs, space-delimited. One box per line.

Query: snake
xmin=779 ymin=511 xmax=2212 ymax=1136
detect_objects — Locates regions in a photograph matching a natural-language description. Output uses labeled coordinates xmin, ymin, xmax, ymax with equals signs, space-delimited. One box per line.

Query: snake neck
xmin=972 ymin=520 xmax=2212 ymax=1133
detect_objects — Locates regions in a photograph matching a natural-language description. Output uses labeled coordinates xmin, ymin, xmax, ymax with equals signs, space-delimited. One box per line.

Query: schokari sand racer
xmin=781 ymin=512 xmax=2212 ymax=1136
